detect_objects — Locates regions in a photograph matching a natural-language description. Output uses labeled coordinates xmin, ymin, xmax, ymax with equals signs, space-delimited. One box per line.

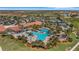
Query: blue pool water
xmin=32 ymin=28 xmax=49 ymax=41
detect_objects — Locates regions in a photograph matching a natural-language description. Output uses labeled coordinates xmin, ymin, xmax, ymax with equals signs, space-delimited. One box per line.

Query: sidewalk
xmin=70 ymin=42 xmax=79 ymax=51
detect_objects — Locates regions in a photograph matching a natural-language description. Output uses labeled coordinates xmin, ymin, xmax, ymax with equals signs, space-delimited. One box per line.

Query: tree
xmin=46 ymin=37 xmax=58 ymax=48
xmin=22 ymin=36 xmax=28 ymax=43
xmin=31 ymin=40 xmax=45 ymax=48
xmin=32 ymin=25 xmax=40 ymax=30
xmin=68 ymin=37 xmax=73 ymax=42
xmin=18 ymin=36 xmax=23 ymax=40
xmin=69 ymin=24 xmax=74 ymax=32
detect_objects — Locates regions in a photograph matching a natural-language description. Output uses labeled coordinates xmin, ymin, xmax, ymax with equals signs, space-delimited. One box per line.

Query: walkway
xmin=70 ymin=42 xmax=79 ymax=51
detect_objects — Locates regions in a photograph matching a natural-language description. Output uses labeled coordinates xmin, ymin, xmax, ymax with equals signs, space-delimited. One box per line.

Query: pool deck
xmin=32 ymin=28 xmax=50 ymax=41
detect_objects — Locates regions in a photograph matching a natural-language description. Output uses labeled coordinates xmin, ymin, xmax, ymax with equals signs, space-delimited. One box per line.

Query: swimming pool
xmin=32 ymin=28 xmax=49 ymax=41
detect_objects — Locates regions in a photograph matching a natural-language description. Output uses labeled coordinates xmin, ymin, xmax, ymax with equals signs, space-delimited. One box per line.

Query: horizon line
xmin=0 ymin=7 xmax=79 ymax=10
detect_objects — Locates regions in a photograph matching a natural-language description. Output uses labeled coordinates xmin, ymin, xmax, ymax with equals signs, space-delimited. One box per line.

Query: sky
xmin=0 ymin=7 xmax=79 ymax=10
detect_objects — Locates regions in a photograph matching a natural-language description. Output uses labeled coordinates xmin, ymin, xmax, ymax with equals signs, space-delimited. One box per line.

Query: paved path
xmin=0 ymin=46 xmax=2 ymax=51
xmin=70 ymin=42 xmax=79 ymax=51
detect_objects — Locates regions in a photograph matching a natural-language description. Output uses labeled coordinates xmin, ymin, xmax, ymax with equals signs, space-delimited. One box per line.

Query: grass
xmin=48 ymin=33 xmax=78 ymax=51
xmin=64 ymin=18 xmax=79 ymax=29
xmin=0 ymin=32 xmax=78 ymax=51
xmin=0 ymin=17 xmax=79 ymax=51
xmin=0 ymin=35 xmax=46 ymax=51
xmin=74 ymin=46 xmax=79 ymax=51
xmin=0 ymin=35 xmax=32 ymax=51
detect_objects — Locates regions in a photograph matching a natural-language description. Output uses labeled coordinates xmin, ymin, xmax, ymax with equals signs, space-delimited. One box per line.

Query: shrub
xmin=68 ymin=38 xmax=73 ymax=42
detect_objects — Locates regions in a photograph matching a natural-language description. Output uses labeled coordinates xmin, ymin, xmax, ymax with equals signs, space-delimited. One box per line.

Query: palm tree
xmin=46 ymin=36 xmax=58 ymax=48
xmin=21 ymin=35 xmax=28 ymax=43
xmin=18 ymin=36 xmax=23 ymax=40
xmin=69 ymin=24 xmax=74 ymax=31
xmin=67 ymin=37 xmax=73 ymax=42
xmin=31 ymin=40 xmax=45 ymax=48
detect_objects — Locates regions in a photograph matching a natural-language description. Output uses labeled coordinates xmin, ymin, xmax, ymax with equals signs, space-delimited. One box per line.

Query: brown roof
xmin=0 ymin=25 xmax=6 ymax=32
xmin=8 ymin=25 xmax=21 ymax=32
xmin=26 ymin=21 xmax=42 ymax=26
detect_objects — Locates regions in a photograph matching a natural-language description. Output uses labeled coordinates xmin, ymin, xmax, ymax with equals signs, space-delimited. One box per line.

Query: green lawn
xmin=0 ymin=35 xmax=32 ymax=51
xmin=64 ymin=18 xmax=79 ymax=29
xmin=48 ymin=33 xmax=79 ymax=51
xmin=74 ymin=46 xmax=79 ymax=51
xmin=0 ymin=32 xmax=78 ymax=51
xmin=0 ymin=18 xmax=79 ymax=51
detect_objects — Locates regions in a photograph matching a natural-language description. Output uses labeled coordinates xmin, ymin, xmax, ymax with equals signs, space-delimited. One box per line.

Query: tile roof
xmin=26 ymin=21 xmax=42 ymax=26
xmin=0 ymin=25 xmax=21 ymax=32
xmin=0 ymin=25 xmax=6 ymax=32
xmin=8 ymin=25 xmax=21 ymax=32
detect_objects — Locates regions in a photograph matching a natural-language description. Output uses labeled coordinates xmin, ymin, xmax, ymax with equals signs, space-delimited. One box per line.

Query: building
xmin=0 ymin=25 xmax=6 ymax=32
